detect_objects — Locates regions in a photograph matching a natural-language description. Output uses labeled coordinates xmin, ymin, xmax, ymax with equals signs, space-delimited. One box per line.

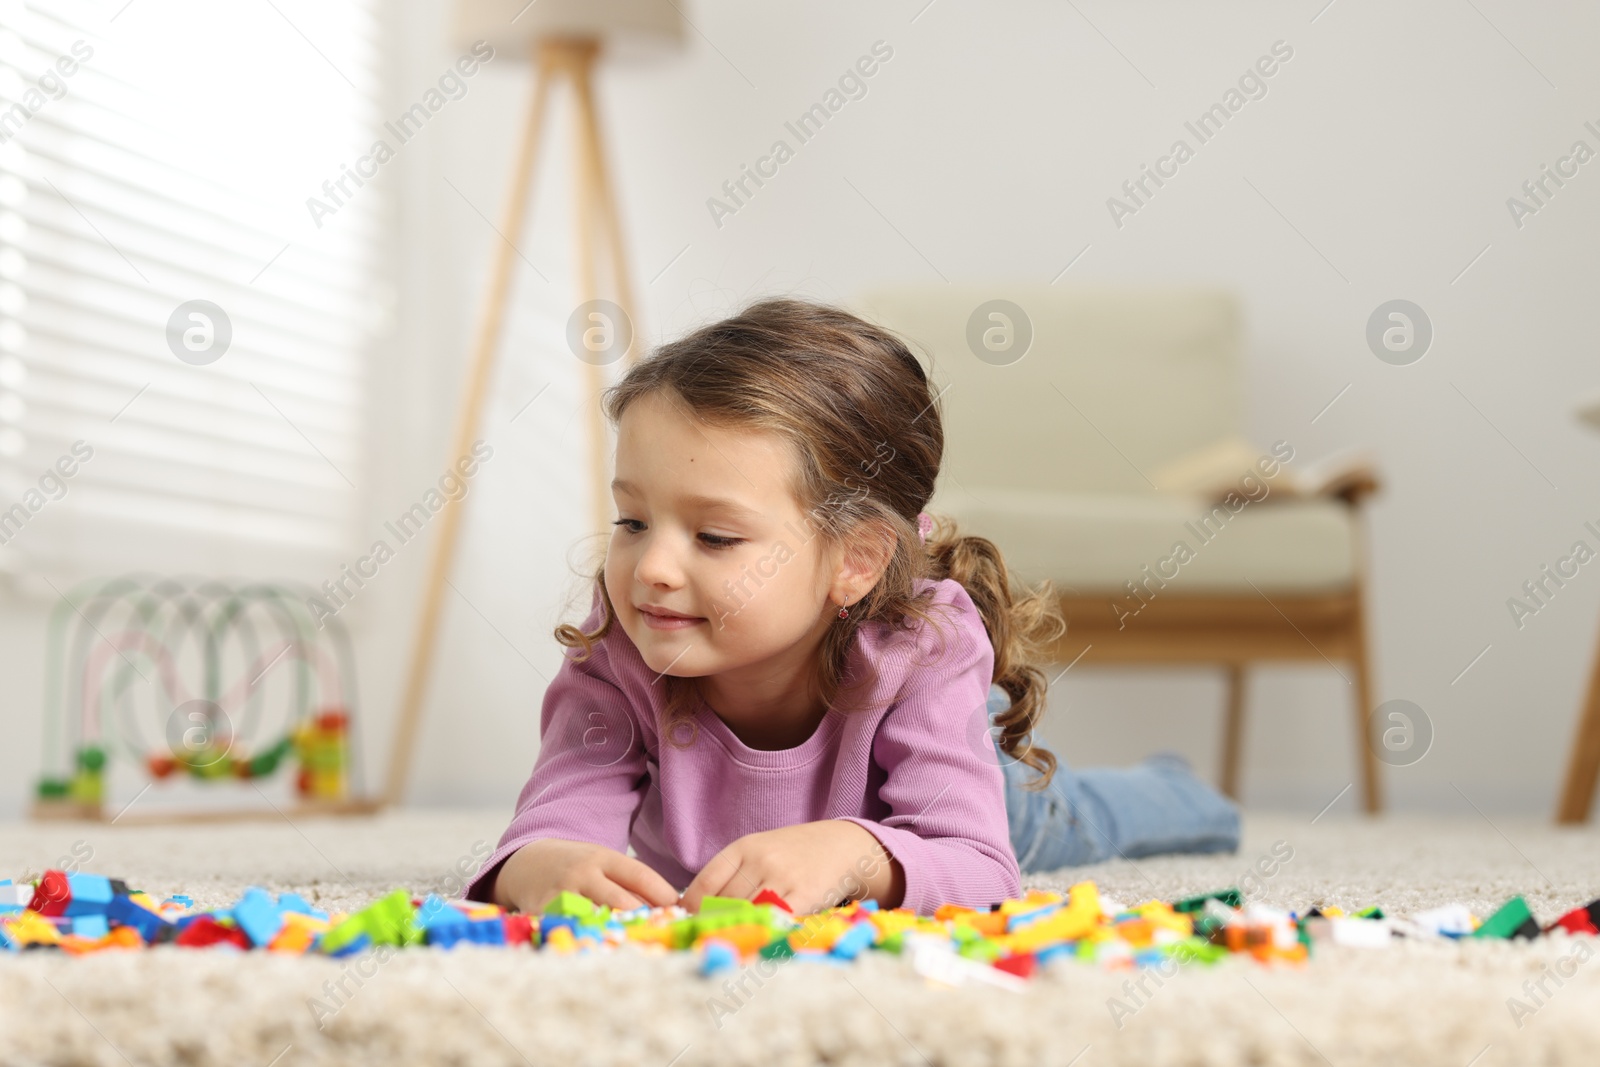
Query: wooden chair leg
xmin=1557 ymin=620 xmax=1600 ymax=823
xmin=1349 ymin=584 xmax=1383 ymax=814
xmin=1219 ymin=663 xmax=1246 ymax=799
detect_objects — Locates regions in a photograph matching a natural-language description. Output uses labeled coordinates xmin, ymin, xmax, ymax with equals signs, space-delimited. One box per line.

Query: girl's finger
xmin=602 ymin=853 xmax=681 ymax=908
xmin=576 ymin=875 xmax=645 ymax=912
xmin=681 ymin=854 xmax=742 ymax=912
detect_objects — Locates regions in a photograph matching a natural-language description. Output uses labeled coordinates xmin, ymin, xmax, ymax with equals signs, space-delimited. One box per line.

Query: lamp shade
xmin=455 ymin=0 xmax=686 ymax=61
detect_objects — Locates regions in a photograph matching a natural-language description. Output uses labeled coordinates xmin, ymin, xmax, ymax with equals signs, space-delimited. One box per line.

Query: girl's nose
xmin=634 ymin=529 xmax=686 ymax=587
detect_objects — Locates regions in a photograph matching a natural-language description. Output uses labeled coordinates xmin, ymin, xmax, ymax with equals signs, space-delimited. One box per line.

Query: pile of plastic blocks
xmin=4 ymin=869 xmax=1598 ymax=989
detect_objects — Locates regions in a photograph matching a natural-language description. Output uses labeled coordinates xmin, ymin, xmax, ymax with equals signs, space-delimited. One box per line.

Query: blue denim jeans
xmin=987 ymin=684 xmax=1241 ymax=873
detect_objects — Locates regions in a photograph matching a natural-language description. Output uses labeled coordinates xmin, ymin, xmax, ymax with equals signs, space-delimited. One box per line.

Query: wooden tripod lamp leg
xmin=571 ymin=50 xmax=640 ymax=368
xmin=567 ymin=43 xmax=614 ymax=539
xmin=1557 ymin=621 xmax=1600 ymax=823
xmin=381 ymin=50 xmax=557 ymax=809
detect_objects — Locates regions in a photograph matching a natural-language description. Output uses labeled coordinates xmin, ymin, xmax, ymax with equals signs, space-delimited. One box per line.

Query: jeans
xmin=987 ymin=683 xmax=1241 ymax=873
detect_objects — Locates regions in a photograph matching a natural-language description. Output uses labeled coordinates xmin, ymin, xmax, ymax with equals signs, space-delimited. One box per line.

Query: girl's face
xmin=604 ymin=392 xmax=841 ymax=682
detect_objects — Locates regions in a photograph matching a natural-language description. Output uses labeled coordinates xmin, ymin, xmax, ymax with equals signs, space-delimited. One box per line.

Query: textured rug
xmin=2 ymin=809 xmax=1598 ymax=1067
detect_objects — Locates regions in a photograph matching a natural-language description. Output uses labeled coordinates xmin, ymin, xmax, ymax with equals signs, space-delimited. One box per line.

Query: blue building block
xmin=419 ymin=895 xmax=472 ymax=949
xmin=108 ymin=896 xmax=170 ymax=942
xmin=1007 ymin=902 xmax=1063 ymax=932
xmin=72 ymin=915 xmax=109 ymax=940
xmin=63 ymin=874 xmax=114 ymax=917
xmin=232 ymin=887 xmax=285 ymax=947
xmin=539 ymin=914 xmax=578 ymax=941
xmin=467 ymin=917 xmax=506 ymax=946
xmin=1032 ymin=942 xmax=1075 ymax=966
xmin=830 ymin=922 xmax=876 ymax=960
xmin=277 ymin=893 xmax=328 ymax=921
xmin=699 ymin=940 xmax=737 ymax=976
xmin=326 ymin=931 xmax=372 ymax=958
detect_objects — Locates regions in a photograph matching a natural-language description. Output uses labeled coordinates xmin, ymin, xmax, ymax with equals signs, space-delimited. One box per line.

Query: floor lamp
xmin=382 ymin=0 xmax=684 ymax=806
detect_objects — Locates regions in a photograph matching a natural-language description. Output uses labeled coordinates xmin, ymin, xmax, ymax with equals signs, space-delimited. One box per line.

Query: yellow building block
xmin=3 ymin=911 xmax=61 ymax=947
xmin=789 ymin=915 xmax=850 ymax=952
xmin=545 ymin=926 xmax=577 ymax=955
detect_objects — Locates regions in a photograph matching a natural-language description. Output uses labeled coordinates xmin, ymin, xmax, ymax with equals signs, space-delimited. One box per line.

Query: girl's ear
xmin=829 ymin=519 xmax=896 ymax=603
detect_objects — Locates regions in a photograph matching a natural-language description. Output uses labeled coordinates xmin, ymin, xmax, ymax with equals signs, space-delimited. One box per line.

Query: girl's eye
xmin=611 ymin=519 xmax=743 ymax=549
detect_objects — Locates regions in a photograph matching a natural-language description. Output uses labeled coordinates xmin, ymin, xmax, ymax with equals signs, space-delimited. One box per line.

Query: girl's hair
xmin=555 ymin=297 xmax=1067 ymax=789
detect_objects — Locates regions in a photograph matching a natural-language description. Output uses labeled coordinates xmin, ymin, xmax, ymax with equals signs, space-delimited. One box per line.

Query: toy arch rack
xmin=32 ymin=575 xmax=380 ymax=824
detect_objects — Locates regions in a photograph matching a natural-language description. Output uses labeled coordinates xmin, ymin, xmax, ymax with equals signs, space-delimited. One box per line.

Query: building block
xmin=63 ymin=875 xmax=114 ymax=917
xmin=829 ymin=922 xmax=876 ymax=960
xmin=544 ymin=891 xmax=600 ymax=921
xmin=751 ymin=889 xmax=793 ymax=914
xmin=539 ymin=914 xmax=578 ymax=942
xmin=277 ymin=893 xmax=328 ymax=921
xmin=357 ymin=889 xmax=422 ymax=947
xmin=1174 ymin=888 xmax=1244 ymax=914
xmin=1473 ymin=897 xmax=1540 ymax=940
xmin=71 ymin=915 xmax=109 ymax=940
xmin=232 ymin=887 xmax=285 ymax=947
xmin=1545 ymin=898 xmax=1600 ymax=937
xmin=0 ymin=884 xmax=33 ymax=912
xmin=175 ymin=915 xmax=251 ymax=950
xmin=698 ymin=938 xmax=738 ymax=976
xmin=419 ymin=896 xmax=472 ymax=949
xmin=30 ymin=871 xmax=71 ymax=917
xmin=3 ymin=911 xmax=62 ymax=947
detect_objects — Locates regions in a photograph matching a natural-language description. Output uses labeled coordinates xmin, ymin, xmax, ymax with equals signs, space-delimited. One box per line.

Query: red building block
xmin=752 ymin=889 xmax=794 ymax=914
xmin=503 ymin=914 xmax=534 ymax=946
xmin=993 ymin=953 xmax=1037 ymax=979
xmin=30 ymin=871 xmax=71 ymax=917
xmin=175 ymin=916 xmax=251 ymax=950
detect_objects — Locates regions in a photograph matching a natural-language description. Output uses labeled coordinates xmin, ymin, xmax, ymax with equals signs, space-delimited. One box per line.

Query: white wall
xmin=5 ymin=0 xmax=1597 ymax=819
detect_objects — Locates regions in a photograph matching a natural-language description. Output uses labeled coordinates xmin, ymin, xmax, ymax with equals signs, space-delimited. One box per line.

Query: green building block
xmin=544 ymin=891 xmax=599 ymax=921
xmin=699 ymin=895 xmax=756 ymax=917
xmin=958 ymin=938 xmax=1002 ymax=963
xmin=359 ymin=889 xmax=423 ymax=946
xmin=949 ymin=923 xmax=982 ymax=946
xmin=1355 ymin=905 xmax=1385 ymax=920
xmin=1472 ymin=896 xmax=1539 ymax=940
xmin=1166 ymin=937 xmax=1227 ymax=966
xmin=321 ymin=915 xmax=369 ymax=955
xmin=1173 ymin=888 xmax=1243 ymax=914
xmin=759 ymin=937 xmax=795 ymax=962
xmin=879 ymin=931 xmax=907 ymax=955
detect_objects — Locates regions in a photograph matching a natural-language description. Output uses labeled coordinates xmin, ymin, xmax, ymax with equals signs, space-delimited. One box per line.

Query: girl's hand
xmin=491 ymin=838 xmax=682 ymax=914
xmin=680 ymin=820 xmax=905 ymax=915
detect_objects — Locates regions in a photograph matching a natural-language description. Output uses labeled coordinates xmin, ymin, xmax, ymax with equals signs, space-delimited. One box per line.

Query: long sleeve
xmin=835 ymin=590 xmax=1023 ymax=914
xmin=464 ymin=629 xmax=649 ymax=903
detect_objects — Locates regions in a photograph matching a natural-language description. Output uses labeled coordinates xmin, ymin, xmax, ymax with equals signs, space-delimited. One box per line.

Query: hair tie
xmin=916 ymin=511 xmax=933 ymax=545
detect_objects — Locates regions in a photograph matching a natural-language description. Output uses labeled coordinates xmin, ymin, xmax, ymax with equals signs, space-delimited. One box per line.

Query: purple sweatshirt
xmin=464 ymin=576 xmax=1022 ymax=914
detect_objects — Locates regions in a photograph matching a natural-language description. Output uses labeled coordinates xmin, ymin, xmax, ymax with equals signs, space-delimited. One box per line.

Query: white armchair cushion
xmin=940 ymin=488 xmax=1355 ymax=594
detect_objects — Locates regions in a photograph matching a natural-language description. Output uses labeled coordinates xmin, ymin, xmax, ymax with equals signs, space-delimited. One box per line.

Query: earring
xmin=837 ymin=596 xmax=850 ymax=620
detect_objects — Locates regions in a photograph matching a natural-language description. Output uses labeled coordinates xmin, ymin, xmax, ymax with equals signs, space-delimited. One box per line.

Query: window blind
xmin=0 ymin=0 xmax=383 ymax=581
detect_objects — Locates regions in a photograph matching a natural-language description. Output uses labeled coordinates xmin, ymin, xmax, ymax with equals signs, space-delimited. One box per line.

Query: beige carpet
xmin=2 ymin=809 xmax=1599 ymax=1067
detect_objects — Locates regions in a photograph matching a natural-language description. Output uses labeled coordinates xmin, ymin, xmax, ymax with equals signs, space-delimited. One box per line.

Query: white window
xmin=0 ymin=0 xmax=385 ymax=583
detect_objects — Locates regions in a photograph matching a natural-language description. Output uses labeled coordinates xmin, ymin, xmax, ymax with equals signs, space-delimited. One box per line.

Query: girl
xmin=465 ymin=299 xmax=1240 ymax=917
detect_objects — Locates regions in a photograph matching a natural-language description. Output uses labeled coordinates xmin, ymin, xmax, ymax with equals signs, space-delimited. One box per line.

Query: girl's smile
xmin=637 ymin=605 xmax=706 ymax=630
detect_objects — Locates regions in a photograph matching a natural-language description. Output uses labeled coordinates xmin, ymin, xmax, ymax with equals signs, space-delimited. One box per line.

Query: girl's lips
xmin=639 ymin=608 xmax=704 ymax=630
